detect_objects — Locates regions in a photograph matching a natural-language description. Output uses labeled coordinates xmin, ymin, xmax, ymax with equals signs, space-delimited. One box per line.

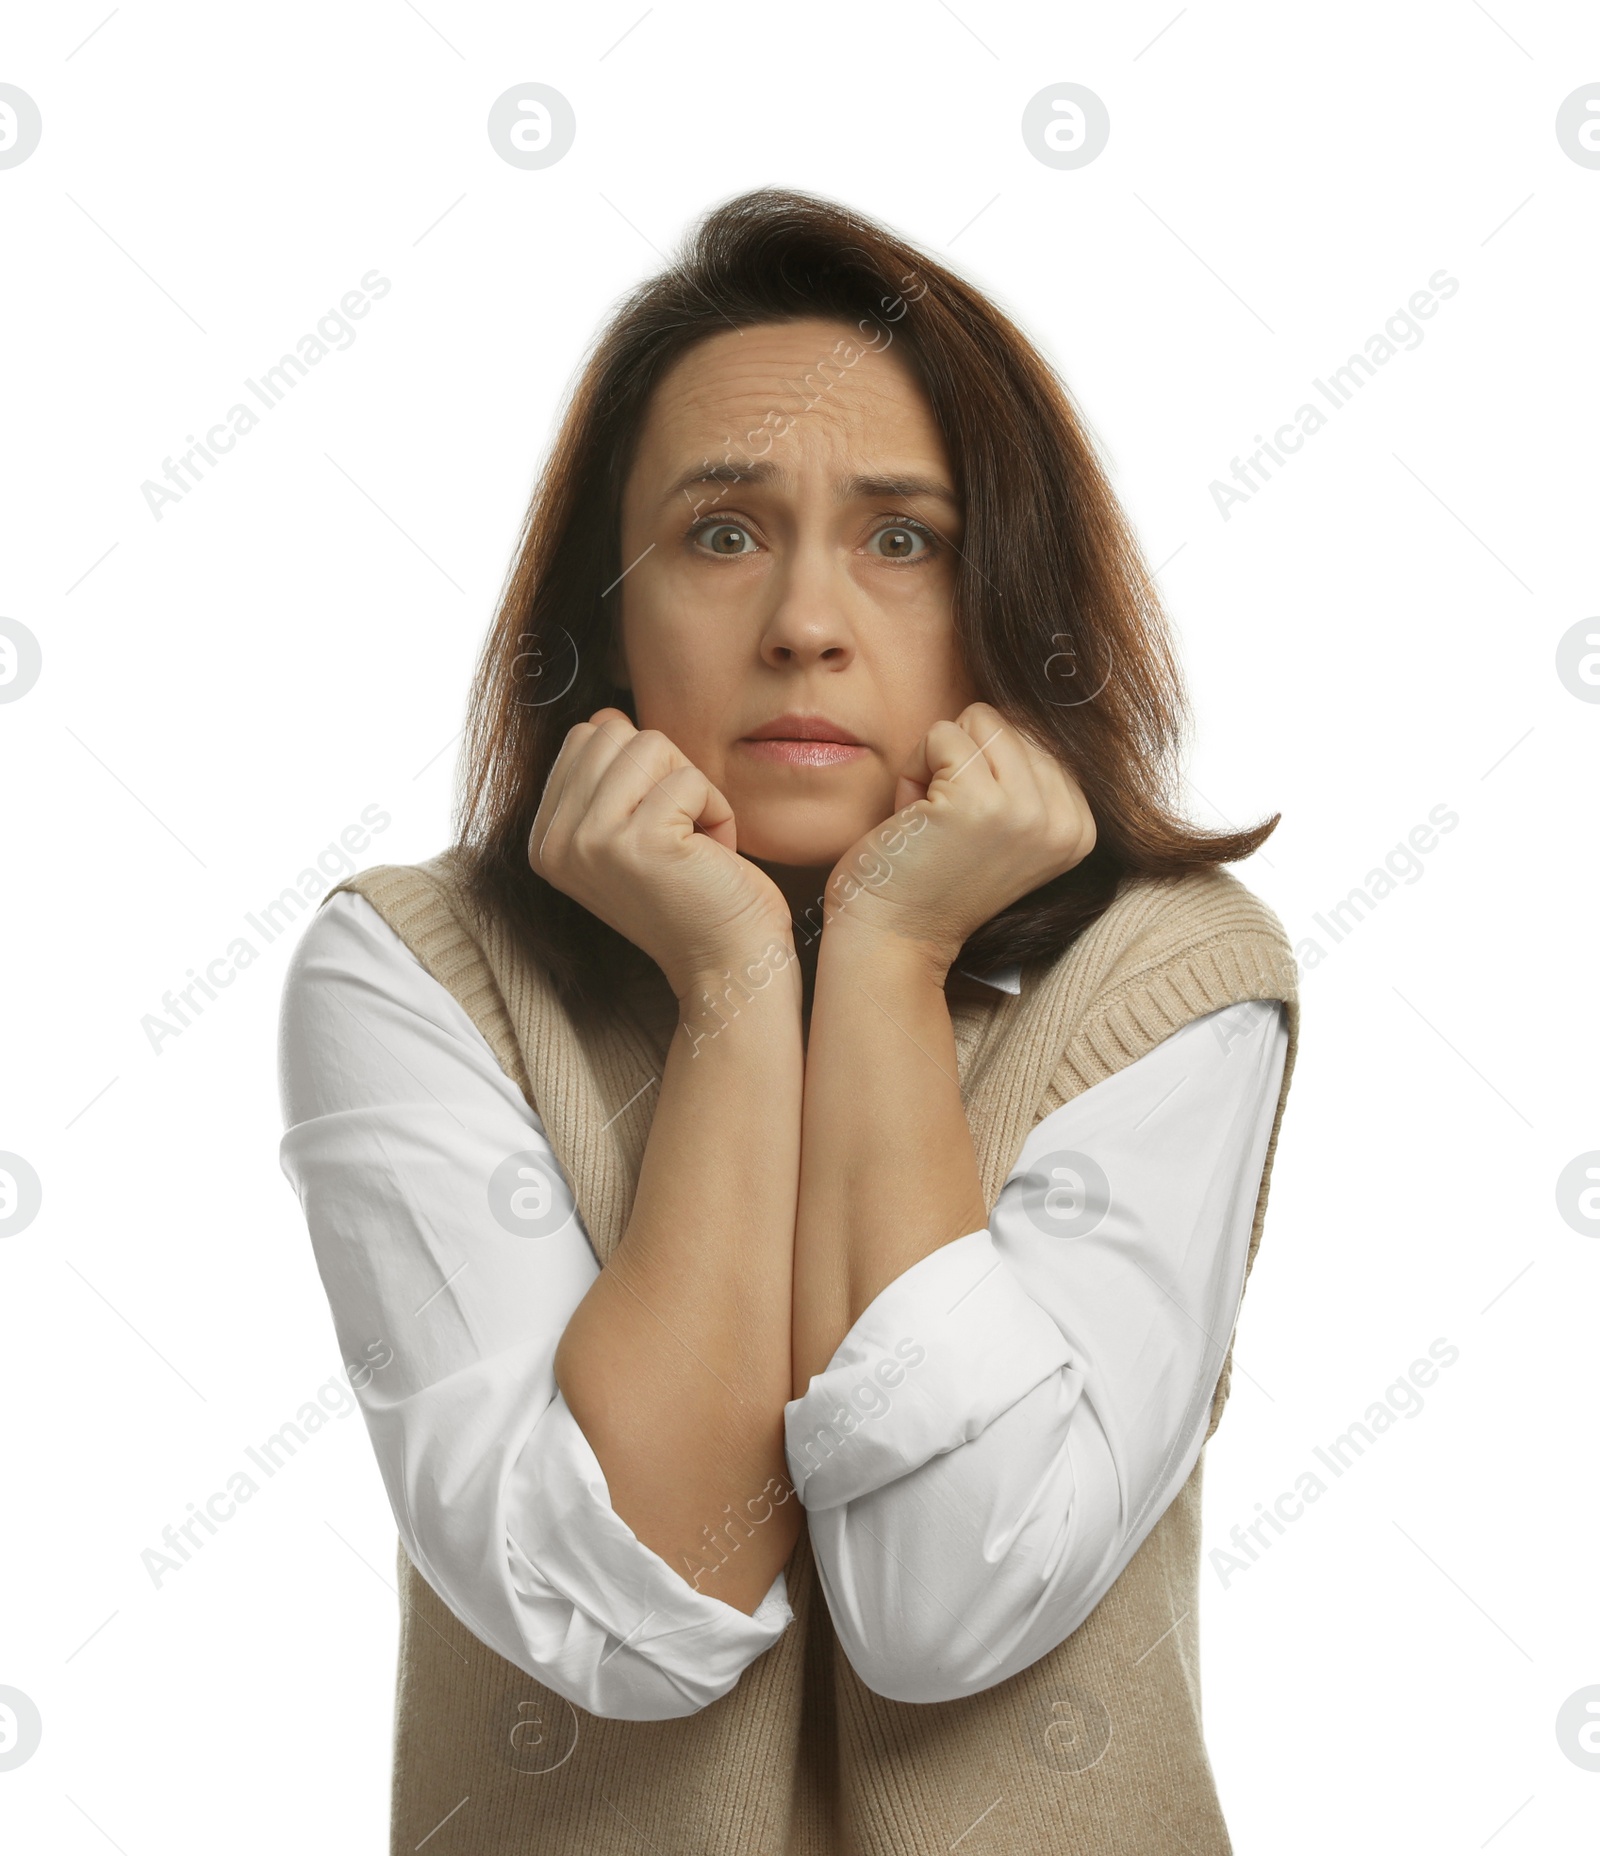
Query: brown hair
xmin=456 ymin=186 xmax=1276 ymax=1019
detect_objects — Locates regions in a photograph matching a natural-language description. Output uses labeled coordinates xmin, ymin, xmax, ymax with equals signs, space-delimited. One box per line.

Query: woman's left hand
xmin=822 ymin=702 xmax=1096 ymax=975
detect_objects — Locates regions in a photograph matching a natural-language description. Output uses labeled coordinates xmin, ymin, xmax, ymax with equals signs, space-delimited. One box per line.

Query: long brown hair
xmin=455 ymin=186 xmax=1276 ymax=1019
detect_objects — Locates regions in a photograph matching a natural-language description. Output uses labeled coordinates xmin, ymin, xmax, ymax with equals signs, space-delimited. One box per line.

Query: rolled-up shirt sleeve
xmin=277 ymin=889 xmax=791 ymax=1722
xmin=784 ymin=998 xmax=1288 ymax=1705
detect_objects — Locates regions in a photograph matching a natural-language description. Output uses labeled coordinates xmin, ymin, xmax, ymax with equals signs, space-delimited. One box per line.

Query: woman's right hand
xmin=529 ymin=708 xmax=793 ymax=1000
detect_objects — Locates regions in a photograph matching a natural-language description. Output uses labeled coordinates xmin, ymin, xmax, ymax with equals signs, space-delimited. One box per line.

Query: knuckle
xmin=531 ymin=835 xmax=566 ymax=879
xmin=567 ymin=819 xmax=603 ymax=862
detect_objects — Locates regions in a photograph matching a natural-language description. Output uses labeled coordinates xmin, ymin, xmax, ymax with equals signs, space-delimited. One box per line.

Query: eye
xmin=685 ymin=514 xmax=944 ymax=561
xmin=688 ymin=520 xmax=758 ymax=557
xmin=867 ymin=517 xmax=940 ymax=562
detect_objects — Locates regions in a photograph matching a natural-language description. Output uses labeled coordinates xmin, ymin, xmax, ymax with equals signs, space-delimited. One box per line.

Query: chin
xmin=728 ymin=772 xmax=897 ymax=871
xmin=734 ymin=810 xmax=865 ymax=872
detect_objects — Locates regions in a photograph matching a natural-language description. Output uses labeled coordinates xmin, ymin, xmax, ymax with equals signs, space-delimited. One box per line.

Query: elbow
xmin=384 ymin=1378 xmax=791 ymax=1722
xmin=538 ymin=1669 xmax=729 ymax=1725
xmin=564 ymin=1646 xmax=771 ymax=1721
xmin=816 ymin=1491 xmax=1121 ymax=1706
xmin=411 ymin=1523 xmax=756 ymax=1723
xmin=494 ymin=1638 xmax=733 ymax=1725
xmin=837 ymin=1619 xmax=1025 ymax=1707
xmin=835 ymin=1571 xmax=1106 ymax=1706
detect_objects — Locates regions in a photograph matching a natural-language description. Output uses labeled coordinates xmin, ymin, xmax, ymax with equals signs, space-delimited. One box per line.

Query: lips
xmin=741 ymin=713 xmax=863 ymax=745
xmin=738 ymin=713 xmax=868 ymax=768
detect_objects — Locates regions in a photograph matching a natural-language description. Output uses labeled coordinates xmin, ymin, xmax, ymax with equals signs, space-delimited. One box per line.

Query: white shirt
xmin=277 ymin=889 xmax=1287 ymax=1719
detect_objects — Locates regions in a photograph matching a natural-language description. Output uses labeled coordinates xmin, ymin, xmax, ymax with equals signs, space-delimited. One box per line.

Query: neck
xmin=749 ymin=855 xmax=984 ymax=1041
xmin=753 ymin=856 xmax=832 ymax=923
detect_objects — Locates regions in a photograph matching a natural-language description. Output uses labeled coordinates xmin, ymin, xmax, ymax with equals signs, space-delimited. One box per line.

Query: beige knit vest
xmin=324 ymin=851 xmax=1299 ymax=1855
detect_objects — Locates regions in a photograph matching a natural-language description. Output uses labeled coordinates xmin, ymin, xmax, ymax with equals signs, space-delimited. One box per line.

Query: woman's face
xmin=615 ymin=317 xmax=979 ymax=870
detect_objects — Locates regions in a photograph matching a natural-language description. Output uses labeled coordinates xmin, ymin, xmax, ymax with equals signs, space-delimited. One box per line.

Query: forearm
xmin=791 ymin=918 xmax=988 ymax=1395
xmin=555 ymin=943 xmax=804 ymax=1613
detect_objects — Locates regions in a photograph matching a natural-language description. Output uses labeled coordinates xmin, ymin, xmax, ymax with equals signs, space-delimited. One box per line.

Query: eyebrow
xmin=660 ymin=459 xmax=960 ymax=511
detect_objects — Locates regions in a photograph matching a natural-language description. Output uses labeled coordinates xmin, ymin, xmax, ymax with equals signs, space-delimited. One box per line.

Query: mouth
xmin=737 ymin=713 xmax=869 ymax=768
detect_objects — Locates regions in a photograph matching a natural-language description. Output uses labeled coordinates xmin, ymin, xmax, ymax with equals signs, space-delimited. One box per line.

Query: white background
xmin=2 ymin=3 xmax=1596 ymax=1851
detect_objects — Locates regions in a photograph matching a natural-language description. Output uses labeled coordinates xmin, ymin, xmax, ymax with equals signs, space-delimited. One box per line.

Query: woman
xmin=279 ymin=187 xmax=1299 ymax=1854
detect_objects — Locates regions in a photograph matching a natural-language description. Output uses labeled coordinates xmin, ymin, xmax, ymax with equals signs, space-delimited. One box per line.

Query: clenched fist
xmin=820 ymin=702 xmax=1096 ymax=974
xmin=530 ymin=709 xmax=795 ymax=1000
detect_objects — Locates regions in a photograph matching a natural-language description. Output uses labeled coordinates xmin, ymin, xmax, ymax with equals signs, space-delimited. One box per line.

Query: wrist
xmin=817 ymin=907 xmax=956 ymax=991
xmin=669 ymin=932 xmax=800 ymax=1012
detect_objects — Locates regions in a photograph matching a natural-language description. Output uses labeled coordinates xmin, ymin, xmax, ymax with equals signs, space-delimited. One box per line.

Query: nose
xmin=757 ymin=549 xmax=857 ymax=671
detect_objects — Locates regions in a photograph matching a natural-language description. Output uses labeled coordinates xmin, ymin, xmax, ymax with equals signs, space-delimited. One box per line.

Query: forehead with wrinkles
xmin=626 ymin=319 xmax=952 ymax=511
